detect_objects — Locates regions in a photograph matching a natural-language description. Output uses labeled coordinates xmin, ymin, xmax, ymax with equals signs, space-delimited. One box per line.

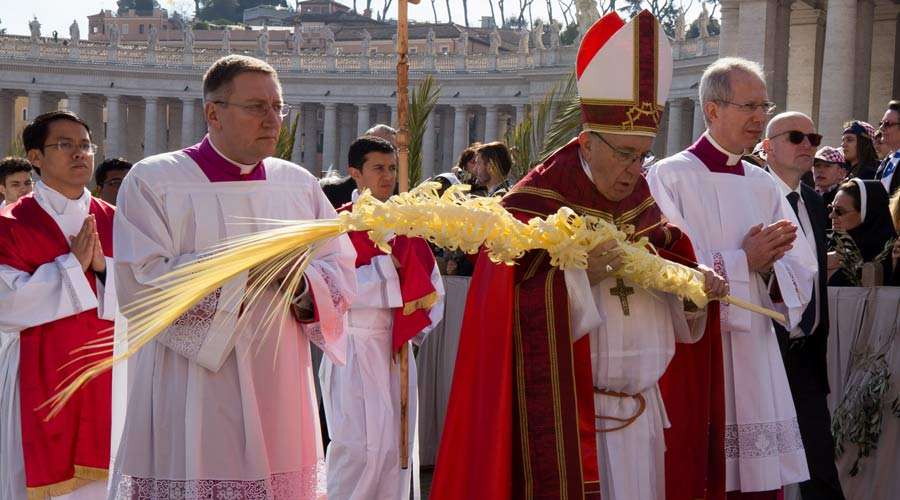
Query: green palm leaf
xmin=408 ymin=75 xmax=442 ymax=186
xmin=275 ymin=112 xmax=300 ymax=161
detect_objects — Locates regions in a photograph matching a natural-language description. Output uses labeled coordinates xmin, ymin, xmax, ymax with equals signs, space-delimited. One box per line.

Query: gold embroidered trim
xmin=27 ymin=466 xmax=108 ymax=500
xmin=402 ymin=291 xmax=438 ymax=316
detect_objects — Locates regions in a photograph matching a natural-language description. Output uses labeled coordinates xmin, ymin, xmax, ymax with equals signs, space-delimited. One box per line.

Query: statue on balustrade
xmin=290 ymin=25 xmax=303 ymax=55
xmin=183 ymin=23 xmax=194 ymax=52
xmin=532 ymin=19 xmax=546 ymax=50
xmin=457 ymin=30 xmax=469 ymax=56
xmin=69 ymin=20 xmax=80 ymax=46
xmin=426 ymin=28 xmax=436 ymax=56
xmin=222 ymin=27 xmax=231 ymax=53
xmin=108 ymin=23 xmax=120 ymax=48
xmin=257 ymin=26 xmax=270 ymax=57
xmin=360 ymin=29 xmax=371 ymax=55
xmin=323 ymin=26 xmax=336 ymax=55
xmin=675 ymin=9 xmax=686 ymax=42
xmin=489 ymin=28 xmax=501 ymax=56
xmin=699 ymin=4 xmax=710 ymax=39
xmin=517 ymin=29 xmax=529 ymax=54
xmin=575 ymin=0 xmax=600 ymax=39
xmin=549 ymin=21 xmax=561 ymax=49
xmin=148 ymin=25 xmax=158 ymax=52
xmin=29 ymin=17 xmax=41 ymax=43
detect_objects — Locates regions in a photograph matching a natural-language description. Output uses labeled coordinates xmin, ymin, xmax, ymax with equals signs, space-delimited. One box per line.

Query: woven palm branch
xmin=408 ymin=75 xmax=441 ymax=186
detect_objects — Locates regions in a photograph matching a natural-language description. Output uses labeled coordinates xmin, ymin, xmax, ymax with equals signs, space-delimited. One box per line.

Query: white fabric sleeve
xmin=563 ymin=268 xmax=604 ymax=341
xmin=768 ymin=194 xmax=817 ymax=330
xmin=96 ymin=256 xmax=118 ymax=321
xmin=709 ymin=249 xmax=752 ymax=333
xmin=0 ymin=254 xmax=98 ymax=331
xmin=667 ymin=294 xmax=707 ymax=344
xmin=352 ymin=255 xmax=402 ymax=309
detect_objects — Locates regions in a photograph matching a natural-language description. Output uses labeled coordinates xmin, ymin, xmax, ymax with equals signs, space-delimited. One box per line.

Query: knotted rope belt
xmin=594 ymin=387 xmax=646 ymax=433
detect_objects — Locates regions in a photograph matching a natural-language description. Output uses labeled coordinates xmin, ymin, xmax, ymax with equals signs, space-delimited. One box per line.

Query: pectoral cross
xmin=609 ymin=279 xmax=635 ymax=315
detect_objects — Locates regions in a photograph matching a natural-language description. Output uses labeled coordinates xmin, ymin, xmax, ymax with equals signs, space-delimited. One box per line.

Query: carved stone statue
xmin=183 ymin=23 xmax=194 ymax=52
xmin=549 ymin=21 xmax=561 ymax=49
xmin=674 ymin=10 xmax=686 ymax=42
xmin=108 ymin=23 xmax=120 ymax=48
xmin=517 ymin=29 xmax=529 ymax=54
xmin=698 ymin=4 xmax=710 ymax=39
xmin=147 ymin=24 xmax=158 ymax=51
xmin=222 ymin=27 xmax=231 ymax=53
xmin=257 ymin=26 xmax=270 ymax=57
xmin=69 ymin=20 xmax=80 ymax=46
xmin=457 ymin=30 xmax=469 ymax=56
xmin=489 ymin=28 xmax=501 ymax=56
xmin=290 ymin=25 xmax=303 ymax=55
xmin=322 ymin=26 xmax=336 ymax=55
xmin=28 ymin=17 xmax=41 ymax=43
xmin=425 ymin=28 xmax=436 ymax=56
xmin=575 ymin=0 xmax=600 ymax=39
xmin=532 ymin=19 xmax=545 ymax=50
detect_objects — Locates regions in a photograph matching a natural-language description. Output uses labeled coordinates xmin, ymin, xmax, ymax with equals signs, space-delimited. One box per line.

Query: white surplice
xmin=108 ymin=151 xmax=356 ymax=499
xmin=0 ymin=182 xmax=117 ymax=500
xmin=563 ymin=267 xmax=705 ymax=500
xmin=647 ymin=138 xmax=816 ymax=492
xmin=319 ymin=245 xmax=444 ymax=500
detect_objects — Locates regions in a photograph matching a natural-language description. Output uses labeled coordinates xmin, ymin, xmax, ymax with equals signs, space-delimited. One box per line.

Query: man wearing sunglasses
xmin=648 ymin=57 xmax=818 ymax=499
xmin=0 ymin=110 xmax=117 ymax=499
xmin=762 ymin=112 xmax=845 ymax=500
xmin=875 ymin=100 xmax=900 ymax=195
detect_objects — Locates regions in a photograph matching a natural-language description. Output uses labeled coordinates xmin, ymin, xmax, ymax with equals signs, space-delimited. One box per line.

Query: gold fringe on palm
xmin=46 ymin=181 xmax=783 ymax=417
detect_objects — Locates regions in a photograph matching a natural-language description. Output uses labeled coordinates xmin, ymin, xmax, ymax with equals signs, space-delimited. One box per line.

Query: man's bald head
xmin=765 ymin=111 xmax=814 ymax=139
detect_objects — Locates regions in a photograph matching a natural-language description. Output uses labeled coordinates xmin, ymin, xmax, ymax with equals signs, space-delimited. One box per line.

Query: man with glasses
xmin=648 ymin=58 xmax=818 ymax=500
xmin=0 ymin=110 xmax=117 ymax=499
xmin=93 ymin=158 xmax=131 ymax=206
xmin=433 ymin=12 xmax=727 ymax=500
xmin=109 ymin=55 xmax=357 ymax=498
xmin=875 ymin=100 xmax=900 ymax=195
xmin=762 ymin=112 xmax=845 ymax=500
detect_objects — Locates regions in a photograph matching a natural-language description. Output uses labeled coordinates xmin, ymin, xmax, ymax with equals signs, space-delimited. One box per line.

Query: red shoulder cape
xmin=0 ymin=194 xmax=115 ymax=496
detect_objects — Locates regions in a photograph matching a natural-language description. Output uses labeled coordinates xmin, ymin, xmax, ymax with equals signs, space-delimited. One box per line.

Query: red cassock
xmin=430 ymin=139 xmax=726 ymax=500
xmin=0 ymin=194 xmax=115 ymax=497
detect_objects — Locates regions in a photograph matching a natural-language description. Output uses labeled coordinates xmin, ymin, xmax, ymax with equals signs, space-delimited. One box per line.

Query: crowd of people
xmin=0 ymin=8 xmax=899 ymax=500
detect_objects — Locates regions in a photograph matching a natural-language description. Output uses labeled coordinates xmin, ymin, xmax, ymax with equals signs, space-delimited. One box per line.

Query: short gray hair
xmin=698 ymin=57 xmax=766 ymax=124
xmin=365 ymin=124 xmax=397 ymax=137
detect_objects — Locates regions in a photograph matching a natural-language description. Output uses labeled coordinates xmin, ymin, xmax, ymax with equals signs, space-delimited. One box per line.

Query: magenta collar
xmin=183 ymin=136 xmax=267 ymax=182
xmin=686 ymin=135 xmax=745 ymax=176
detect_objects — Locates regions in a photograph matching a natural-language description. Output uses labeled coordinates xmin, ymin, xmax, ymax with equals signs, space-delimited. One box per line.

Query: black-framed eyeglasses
xmin=827 ymin=204 xmax=855 ymax=217
xmin=769 ymin=130 xmax=823 ymax=147
xmin=43 ymin=141 xmax=98 ymax=155
xmin=212 ymin=100 xmax=291 ymax=119
xmin=715 ymin=100 xmax=777 ymax=115
xmin=878 ymin=120 xmax=900 ymax=130
xmin=592 ymin=132 xmax=655 ymax=167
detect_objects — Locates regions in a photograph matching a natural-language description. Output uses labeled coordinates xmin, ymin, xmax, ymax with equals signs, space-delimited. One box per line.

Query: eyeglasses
xmin=827 ymin=204 xmax=855 ymax=217
xmin=593 ymin=133 xmax=655 ymax=166
xmin=43 ymin=141 xmax=98 ymax=155
xmin=715 ymin=100 xmax=777 ymax=115
xmin=878 ymin=121 xmax=900 ymax=130
xmin=212 ymin=100 xmax=291 ymax=119
xmin=769 ymin=130 xmax=823 ymax=147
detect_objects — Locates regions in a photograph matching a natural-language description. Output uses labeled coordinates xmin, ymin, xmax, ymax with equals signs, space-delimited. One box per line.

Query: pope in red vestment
xmin=431 ymin=11 xmax=727 ymax=500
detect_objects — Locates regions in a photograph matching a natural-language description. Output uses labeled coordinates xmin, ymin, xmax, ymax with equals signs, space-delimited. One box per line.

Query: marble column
xmin=155 ymin=100 xmax=168 ymax=154
xmin=719 ymin=0 xmax=741 ymax=57
xmin=143 ymin=97 xmax=158 ymax=157
xmin=819 ymin=0 xmax=857 ymax=146
xmin=853 ymin=0 xmax=875 ymax=120
xmin=452 ymin=105 xmax=468 ymax=161
xmin=441 ymin=107 xmax=455 ymax=170
xmin=484 ymin=104 xmax=499 ymax=142
xmin=322 ymin=102 xmax=338 ymax=173
xmin=786 ymin=3 xmax=826 ymax=122
xmin=357 ymin=103 xmax=370 ymax=136
xmin=80 ymin=96 xmax=105 ymax=161
xmin=868 ymin=2 xmax=900 ymax=121
xmin=303 ymin=103 xmax=320 ymax=170
xmin=692 ymin=99 xmax=706 ymax=140
xmin=290 ymin=105 xmax=304 ymax=164
xmin=66 ymin=92 xmax=82 ymax=116
xmin=27 ymin=90 xmax=41 ymax=123
xmin=666 ymin=100 xmax=685 ymax=156
xmin=515 ymin=103 xmax=526 ymax=124
xmin=0 ymin=92 xmax=13 ymax=157
xmin=736 ymin=0 xmax=791 ymax=110
xmin=389 ymin=104 xmax=397 ymax=128
xmin=105 ymin=95 xmax=122 ymax=159
xmin=181 ymin=97 xmax=195 ymax=148
xmin=338 ymin=105 xmax=354 ymax=173
xmin=126 ymin=99 xmax=145 ymax=162
xmin=422 ymin=111 xmax=436 ymax=181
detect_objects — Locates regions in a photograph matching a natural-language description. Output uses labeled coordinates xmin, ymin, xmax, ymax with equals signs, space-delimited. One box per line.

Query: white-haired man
xmin=648 ymin=58 xmax=817 ymax=499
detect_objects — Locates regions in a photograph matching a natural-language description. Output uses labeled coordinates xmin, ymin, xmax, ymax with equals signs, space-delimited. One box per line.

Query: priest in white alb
xmin=109 ymin=55 xmax=356 ymax=499
xmin=647 ymin=57 xmax=816 ymax=498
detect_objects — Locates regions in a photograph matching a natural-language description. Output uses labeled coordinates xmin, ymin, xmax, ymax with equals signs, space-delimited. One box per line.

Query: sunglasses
xmin=879 ymin=121 xmax=900 ymax=129
xmin=770 ymin=130 xmax=823 ymax=147
xmin=827 ymin=204 xmax=855 ymax=217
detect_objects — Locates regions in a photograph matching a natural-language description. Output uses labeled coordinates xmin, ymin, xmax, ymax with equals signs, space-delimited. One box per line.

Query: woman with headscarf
xmin=826 ymin=179 xmax=897 ymax=286
xmin=841 ymin=121 xmax=880 ymax=179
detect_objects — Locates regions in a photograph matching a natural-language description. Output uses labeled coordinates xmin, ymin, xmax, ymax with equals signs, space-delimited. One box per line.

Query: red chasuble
xmin=337 ymin=203 xmax=439 ymax=351
xmin=432 ymin=138 xmax=717 ymax=499
xmin=0 ymin=194 xmax=115 ymax=497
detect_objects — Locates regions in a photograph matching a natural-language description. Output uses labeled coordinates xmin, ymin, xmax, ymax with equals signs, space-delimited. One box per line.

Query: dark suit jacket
xmin=775 ymin=184 xmax=831 ymax=395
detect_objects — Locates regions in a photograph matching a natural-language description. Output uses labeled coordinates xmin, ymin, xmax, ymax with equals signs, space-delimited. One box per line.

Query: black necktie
xmin=786 ymin=191 xmax=816 ymax=336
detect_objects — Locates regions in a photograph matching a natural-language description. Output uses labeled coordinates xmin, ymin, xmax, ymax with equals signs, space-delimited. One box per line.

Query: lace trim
xmin=724 ymin=419 xmax=804 ymax=460
xmin=158 ymin=289 xmax=221 ymax=360
xmin=115 ymin=464 xmax=325 ymax=500
xmin=304 ymin=323 xmax=328 ymax=352
xmin=319 ymin=265 xmax=350 ymax=316
xmin=57 ymin=258 xmax=84 ymax=312
xmin=712 ymin=252 xmax=728 ymax=325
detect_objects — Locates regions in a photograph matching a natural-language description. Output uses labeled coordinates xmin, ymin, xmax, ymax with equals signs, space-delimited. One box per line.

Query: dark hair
xmin=348 ymin=136 xmax=396 ymax=170
xmin=0 ymin=157 xmax=33 ymax=185
xmin=22 ymin=110 xmax=91 ymax=153
xmin=456 ymin=143 xmax=481 ymax=170
xmin=889 ymin=100 xmax=900 ymax=113
xmin=837 ymin=180 xmax=862 ymax=212
xmin=203 ymin=55 xmax=278 ymax=101
xmin=475 ymin=141 xmax=513 ymax=177
xmin=95 ymin=157 xmax=132 ymax=186
xmin=851 ymin=134 xmax=880 ymax=170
